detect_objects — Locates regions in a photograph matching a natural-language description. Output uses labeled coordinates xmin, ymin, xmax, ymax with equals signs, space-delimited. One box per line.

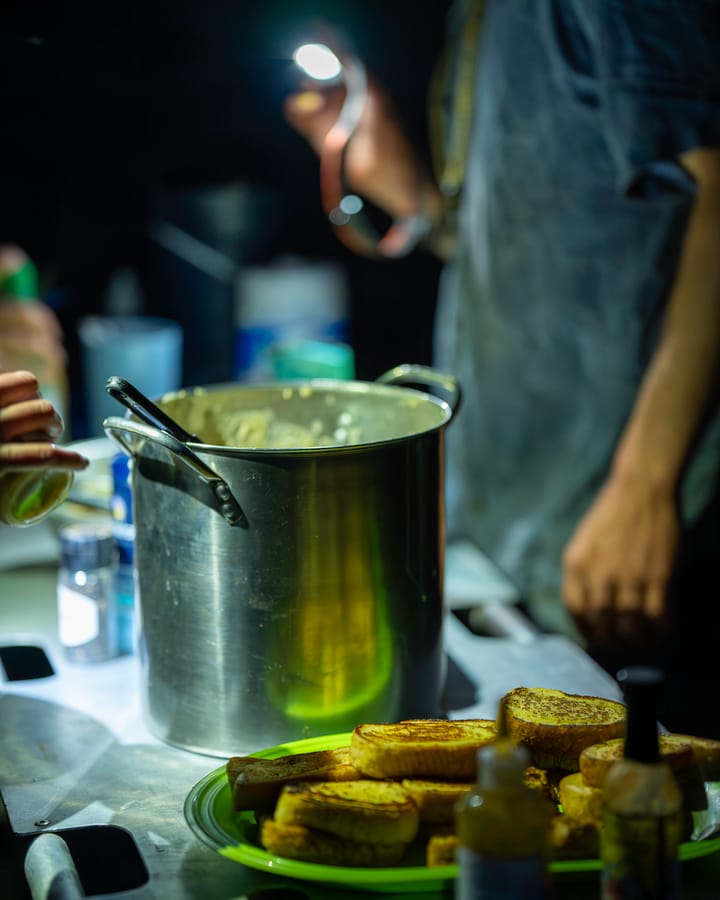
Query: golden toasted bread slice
xmin=260 ymin=819 xmax=408 ymax=867
xmin=503 ymin=687 xmax=626 ymax=771
xmin=274 ymin=779 xmax=420 ymax=844
xmin=579 ymin=734 xmax=696 ymax=789
xmin=350 ymin=718 xmax=496 ymax=779
xmin=558 ymin=772 xmax=603 ymax=823
xmin=400 ymin=779 xmax=473 ymax=825
xmin=548 ymin=814 xmax=600 ymax=860
xmin=227 ymin=746 xmax=358 ymax=811
xmin=523 ymin=765 xmax=551 ymax=797
xmin=580 ymin=733 xmax=709 ymax=813
xmin=671 ymin=733 xmax=720 ymax=782
xmin=523 ymin=765 xmax=565 ymax=805
xmin=426 ymin=833 xmax=460 ymax=867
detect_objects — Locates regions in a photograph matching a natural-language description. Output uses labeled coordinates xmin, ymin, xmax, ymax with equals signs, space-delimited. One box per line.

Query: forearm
xmin=562 ymin=149 xmax=720 ymax=636
xmin=610 ymin=148 xmax=720 ymax=496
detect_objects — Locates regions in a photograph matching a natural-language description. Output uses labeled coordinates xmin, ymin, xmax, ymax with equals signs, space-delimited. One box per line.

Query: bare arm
xmin=563 ymin=147 xmax=720 ymax=643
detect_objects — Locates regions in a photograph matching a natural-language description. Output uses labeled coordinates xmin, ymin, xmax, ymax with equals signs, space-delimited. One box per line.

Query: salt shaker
xmin=57 ymin=523 xmax=118 ymax=662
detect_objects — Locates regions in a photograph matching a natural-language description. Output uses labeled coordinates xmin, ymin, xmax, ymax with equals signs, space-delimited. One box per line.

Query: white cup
xmin=79 ymin=316 xmax=183 ymax=436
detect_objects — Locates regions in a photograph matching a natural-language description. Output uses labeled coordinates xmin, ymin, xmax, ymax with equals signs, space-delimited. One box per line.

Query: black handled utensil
xmin=105 ymin=375 xmax=198 ymax=443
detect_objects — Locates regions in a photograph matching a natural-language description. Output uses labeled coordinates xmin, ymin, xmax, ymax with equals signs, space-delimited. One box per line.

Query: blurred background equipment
xmin=0 ymin=0 xmax=449 ymax=438
xmin=234 ymin=257 xmax=351 ymax=381
xmin=77 ymin=314 xmax=183 ymax=436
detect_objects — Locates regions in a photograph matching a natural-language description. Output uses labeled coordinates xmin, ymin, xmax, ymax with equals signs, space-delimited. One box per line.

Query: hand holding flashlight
xmin=286 ymin=43 xmax=444 ymax=258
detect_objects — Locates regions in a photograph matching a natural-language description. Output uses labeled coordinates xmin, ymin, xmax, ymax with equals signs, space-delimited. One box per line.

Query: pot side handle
xmin=103 ymin=416 xmax=247 ymax=527
xmin=375 ymin=364 xmax=462 ymax=417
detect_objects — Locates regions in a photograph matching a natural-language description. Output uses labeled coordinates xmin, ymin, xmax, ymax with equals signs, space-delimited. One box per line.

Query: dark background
xmin=0 ymin=0 xmax=451 ymax=435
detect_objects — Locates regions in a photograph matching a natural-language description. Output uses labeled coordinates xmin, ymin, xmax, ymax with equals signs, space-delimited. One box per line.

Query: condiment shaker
xmin=57 ymin=523 xmax=118 ymax=662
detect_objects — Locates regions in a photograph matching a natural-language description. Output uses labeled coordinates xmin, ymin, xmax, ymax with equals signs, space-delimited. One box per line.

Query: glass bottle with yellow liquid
xmin=601 ymin=667 xmax=682 ymax=899
xmin=454 ymin=700 xmax=554 ymax=899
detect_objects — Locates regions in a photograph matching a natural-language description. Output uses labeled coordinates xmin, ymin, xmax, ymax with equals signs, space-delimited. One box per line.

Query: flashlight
xmin=293 ymin=43 xmax=343 ymax=82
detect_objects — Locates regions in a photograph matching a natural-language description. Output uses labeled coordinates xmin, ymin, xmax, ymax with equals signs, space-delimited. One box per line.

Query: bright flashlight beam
xmin=293 ymin=43 xmax=343 ymax=81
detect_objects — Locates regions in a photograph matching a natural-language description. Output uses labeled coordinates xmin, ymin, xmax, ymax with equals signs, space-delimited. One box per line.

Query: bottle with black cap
xmin=600 ymin=667 xmax=682 ymax=899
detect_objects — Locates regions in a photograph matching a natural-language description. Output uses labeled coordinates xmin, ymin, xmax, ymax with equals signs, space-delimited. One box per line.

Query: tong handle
xmin=105 ymin=375 xmax=197 ymax=443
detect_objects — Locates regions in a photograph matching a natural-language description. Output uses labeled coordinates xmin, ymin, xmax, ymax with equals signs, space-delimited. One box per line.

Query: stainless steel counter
xmin=1 ymin=557 xmax=718 ymax=899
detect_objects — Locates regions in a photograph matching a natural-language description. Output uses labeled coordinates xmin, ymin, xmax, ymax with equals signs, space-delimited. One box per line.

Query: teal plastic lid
xmin=272 ymin=339 xmax=355 ymax=380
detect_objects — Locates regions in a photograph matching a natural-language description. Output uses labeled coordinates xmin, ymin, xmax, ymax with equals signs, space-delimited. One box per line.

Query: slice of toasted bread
xmin=274 ymin=779 xmax=420 ymax=844
xmin=579 ymin=734 xmax=695 ymax=789
xmin=521 ymin=766 xmax=568 ymax=815
xmin=426 ymin=833 xmax=460 ymax=867
xmin=503 ymin=687 xmax=626 ymax=771
xmin=350 ymin=718 xmax=496 ymax=779
xmin=548 ymin=814 xmax=600 ymax=860
xmin=260 ymin=819 xmax=408 ymax=867
xmin=400 ymin=779 xmax=474 ymax=825
xmin=227 ymin=746 xmax=358 ymax=811
xmin=558 ymin=772 xmax=603 ymax=823
xmin=671 ymin=734 xmax=720 ymax=782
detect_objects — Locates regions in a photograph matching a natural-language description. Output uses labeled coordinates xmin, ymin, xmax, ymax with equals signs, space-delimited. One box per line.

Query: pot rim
xmin=148 ymin=376 xmax=457 ymax=455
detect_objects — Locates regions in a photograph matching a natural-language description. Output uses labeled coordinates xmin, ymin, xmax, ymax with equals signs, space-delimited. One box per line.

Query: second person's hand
xmin=562 ymin=468 xmax=680 ymax=648
xmin=284 ymin=70 xmax=445 ymax=257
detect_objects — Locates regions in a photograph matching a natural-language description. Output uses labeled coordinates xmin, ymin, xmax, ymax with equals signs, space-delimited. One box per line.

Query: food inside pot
xmin=156 ymin=382 xmax=449 ymax=450
xmin=189 ymin=406 xmax=359 ymax=449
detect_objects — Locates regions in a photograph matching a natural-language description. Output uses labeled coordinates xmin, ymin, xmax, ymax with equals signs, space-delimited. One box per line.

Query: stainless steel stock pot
xmin=104 ymin=364 xmax=460 ymax=756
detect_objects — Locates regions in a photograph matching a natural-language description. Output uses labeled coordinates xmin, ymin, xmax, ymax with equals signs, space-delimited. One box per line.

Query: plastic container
xmin=57 ymin=523 xmax=118 ymax=662
xmin=78 ymin=315 xmax=183 ymax=436
xmin=234 ymin=259 xmax=350 ymax=382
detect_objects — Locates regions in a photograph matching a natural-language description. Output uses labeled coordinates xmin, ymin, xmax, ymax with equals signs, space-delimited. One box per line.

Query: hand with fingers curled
xmin=0 ymin=370 xmax=88 ymax=474
xmin=562 ymin=470 xmax=680 ymax=650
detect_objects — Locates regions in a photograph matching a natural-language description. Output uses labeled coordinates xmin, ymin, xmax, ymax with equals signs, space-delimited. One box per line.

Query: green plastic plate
xmin=183 ymin=733 xmax=720 ymax=894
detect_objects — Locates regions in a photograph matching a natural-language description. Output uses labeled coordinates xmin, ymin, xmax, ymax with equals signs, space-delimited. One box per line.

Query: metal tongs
xmin=104 ymin=376 xmax=245 ymax=527
xmin=105 ymin=375 xmax=199 ymax=442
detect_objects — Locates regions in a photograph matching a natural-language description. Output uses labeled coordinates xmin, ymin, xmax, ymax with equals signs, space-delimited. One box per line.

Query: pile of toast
xmin=225 ymin=686 xmax=720 ymax=868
